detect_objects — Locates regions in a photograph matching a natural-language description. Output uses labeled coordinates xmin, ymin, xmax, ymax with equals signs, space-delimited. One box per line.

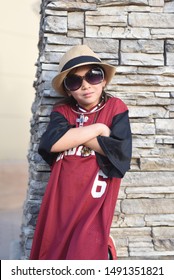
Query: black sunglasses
xmin=63 ymin=67 xmax=104 ymax=92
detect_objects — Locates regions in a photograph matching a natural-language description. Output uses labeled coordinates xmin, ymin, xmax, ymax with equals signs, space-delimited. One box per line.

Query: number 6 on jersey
xmin=91 ymin=170 xmax=108 ymax=198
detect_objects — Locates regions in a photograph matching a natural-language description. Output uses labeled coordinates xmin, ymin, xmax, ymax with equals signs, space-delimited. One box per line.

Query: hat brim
xmin=52 ymin=62 xmax=116 ymax=96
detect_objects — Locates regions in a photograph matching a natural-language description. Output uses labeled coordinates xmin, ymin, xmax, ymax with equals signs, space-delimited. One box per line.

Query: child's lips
xmin=83 ymin=92 xmax=93 ymax=98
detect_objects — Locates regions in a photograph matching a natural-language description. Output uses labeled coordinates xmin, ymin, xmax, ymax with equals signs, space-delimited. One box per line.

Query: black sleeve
xmin=96 ymin=110 xmax=132 ymax=178
xmin=38 ymin=111 xmax=75 ymax=165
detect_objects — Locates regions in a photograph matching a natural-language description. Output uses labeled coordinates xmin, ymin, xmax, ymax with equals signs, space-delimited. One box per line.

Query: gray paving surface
xmin=0 ymin=160 xmax=28 ymax=260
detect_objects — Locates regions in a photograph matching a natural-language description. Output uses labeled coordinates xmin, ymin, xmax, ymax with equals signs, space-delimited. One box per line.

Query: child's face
xmin=67 ymin=65 xmax=106 ymax=110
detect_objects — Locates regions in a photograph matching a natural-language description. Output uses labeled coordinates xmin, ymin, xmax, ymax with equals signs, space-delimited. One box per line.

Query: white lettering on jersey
xmin=64 ymin=147 xmax=76 ymax=156
xmin=56 ymin=146 xmax=95 ymax=162
xmin=91 ymin=170 xmax=108 ymax=198
xmin=76 ymin=146 xmax=83 ymax=156
xmin=56 ymin=153 xmax=64 ymax=162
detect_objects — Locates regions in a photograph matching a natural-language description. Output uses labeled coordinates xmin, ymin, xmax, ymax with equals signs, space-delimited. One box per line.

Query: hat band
xmin=61 ymin=56 xmax=101 ymax=72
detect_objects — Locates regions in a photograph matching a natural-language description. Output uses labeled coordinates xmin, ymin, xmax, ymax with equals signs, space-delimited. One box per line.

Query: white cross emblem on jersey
xmin=76 ymin=114 xmax=89 ymax=127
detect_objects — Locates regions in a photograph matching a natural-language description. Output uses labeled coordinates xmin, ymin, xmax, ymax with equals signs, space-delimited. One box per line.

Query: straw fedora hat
xmin=52 ymin=45 xmax=116 ymax=95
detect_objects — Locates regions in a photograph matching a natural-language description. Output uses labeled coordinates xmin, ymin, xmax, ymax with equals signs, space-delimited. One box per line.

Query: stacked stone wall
xmin=21 ymin=0 xmax=174 ymax=259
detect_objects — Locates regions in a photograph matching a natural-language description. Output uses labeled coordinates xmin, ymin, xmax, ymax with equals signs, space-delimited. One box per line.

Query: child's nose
xmin=81 ymin=78 xmax=90 ymax=89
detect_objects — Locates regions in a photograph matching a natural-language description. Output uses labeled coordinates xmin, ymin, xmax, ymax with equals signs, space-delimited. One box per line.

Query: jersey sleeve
xmin=96 ymin=110 xmax=132 ymax=178
xmin=38 ymin=111 xmax=75 ymax=165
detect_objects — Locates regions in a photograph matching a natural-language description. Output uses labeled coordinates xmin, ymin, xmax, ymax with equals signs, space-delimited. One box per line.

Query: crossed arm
xmin=39 ymin=109 xmax=132 ymax=177
xmin=50 ymin=123 xmax=110 ymax=156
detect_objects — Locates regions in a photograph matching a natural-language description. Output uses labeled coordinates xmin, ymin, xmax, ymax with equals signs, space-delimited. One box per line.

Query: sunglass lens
xmin=64 ymin=75 xmax=82 ymax=91
xmin=86 ymin=68 xmax=104 ymax=85
xmin=64 ymin=67 xmax=104 ymax=91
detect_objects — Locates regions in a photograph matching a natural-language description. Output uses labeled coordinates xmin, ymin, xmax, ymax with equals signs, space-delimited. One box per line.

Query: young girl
xmin=30 ymin=45 xmax=132 ymax=260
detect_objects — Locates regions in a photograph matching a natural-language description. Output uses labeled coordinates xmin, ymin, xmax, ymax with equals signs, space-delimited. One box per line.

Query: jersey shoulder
xmin=106 ymin=96 xmax=128 ymax=115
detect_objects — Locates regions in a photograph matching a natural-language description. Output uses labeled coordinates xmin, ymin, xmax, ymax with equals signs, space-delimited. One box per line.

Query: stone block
xmin=86 ymin=26 xmax=151 ymax=39
xmin=156 ymin=135 xmax=174 ymax=144
xmin=47 ymin=1 xmax=96 ymax=11
xmin=153 ymin=226 xmax=174 ymax=238
xmin=114 ymin=73 xmax=174 ymax=87
xmin=132 ymin=135 xmax=155 ymax=148
xmin=115 ymin=199 xmax=121 ymax=213
xmin=132 ymin=147 xmax=174 ymax=159
xmin=140 ymin=158 xmax=174 ymax=171
xmin=164 ymin=0 xmax=174 ymax=13
xmin=68 ymin=30 xmax=84 ymax=37
xmin=46 ymin=34 xmax=81 ymax=45
xmin=121 ymin=53 xmax=164 ymax=66
xmin=129 ymin=12 xmax=174 ymax=28
xmin=45 ymin=16 xmax=67 ymax=34
xmin=137 ymin=96 xmax=171 ymax=106
xmin=30 ymin=170 xmax=50 ymax=182
xmin=117 ymin=186 xmax=126 ymax=199
xmin=166 ymin=40 xmax=174 ymax=65
xmin=168 ymin=105 xmax=174 ymax=112
xmin=29 ymin=180 xmax=47 ymax=196
xmin=86 ymin=25 xmax=123 ymax=38
xmin=86 ymin=4 xmax=150 ymax=15
xmin=45 ymin=9 xmax=67 ymax=17
xmin=68 ymin=12 xmax=84 ymax=30
xmin=25 ymin=238 xmax=33 ymax=251
xmin=137 ymin=65 xmax=174 ymax=76
xmin=154 ymin=239 xmax=174 ymax=251
xmin=117 ymin=247 xmax=128 ymax=257
xmin=149 ymin=0 xmax=164 ymax=7
xmin=122 ymin=171 xmax=174 ymax=187
xmin=166 ymin=40 xmax=174 ymax=52
xmin=68 ymin=13 xmax=84 ymax=37
xmin=43 ymin=88 xmax=60 ymax=98
xmin=98 ymin=0 xmax=149 ymax=5
xmin=156 ymin=119 xmax=174 ymax=135
xmin=83 ymin=38 xmax=119 ymax=53
xmin=37 ymin=105 xmax=52 ymax=117
xmin=128 ymin=235 xmax=152 ymax=242
xmin=129 ymin=242 xmax=154 ymax=252
xmin=124 ymin=27 xmax=150 ymax=38
xmin=122 ymin=199 xmax=174 ymax=214
xmin=112 ymin=214 xmax=145 ymax=227
xmin=114 ymin=237 xmax=128 ymax=248
xmin=129 ymin=105 xmax=167 ymax=118
xmin=40 ymin=52 xmax=63 ymax=64
xmin=111 ymin=227 xmax=151 ymax=238
xmin=126 ymin=186 xmax=174 ymax=195
xmin=166 ymin=53 xmax=174 ymax=66
xmin=41 ymin=63 xmax=58 ymax=71
xmin=151 ymin=28 xmax=174 ymax=39
xmin=86 ymin=14 xmax=127 ymax=27
xmin=45 ymin=45 xmax=70 ymax=53
xmin=130 ymin=250 xmax=174 ymax=258
xmin=121 ymin=39 xmax=163 ymax=53
xmin=131 ymin=122 xmax=155 ymax=135
xmin=127 ymin=193 xmax=164 ymax=199
xmin=41 ymin=70 xmax=56 ymax=82
xmin=145 ymin=214 xmax=174 ymax=226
